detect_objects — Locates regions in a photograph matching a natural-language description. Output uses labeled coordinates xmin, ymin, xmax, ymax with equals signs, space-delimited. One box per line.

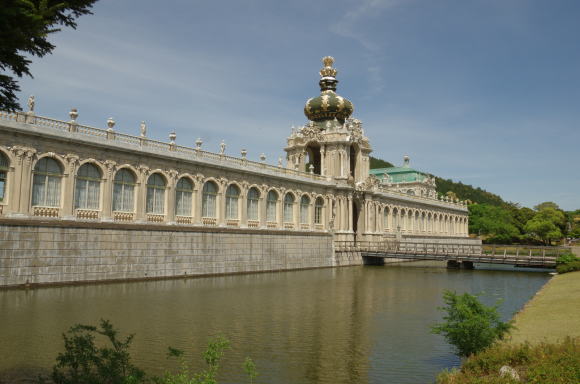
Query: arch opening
xmin=305 ymin=143 xmax=321 ymax=175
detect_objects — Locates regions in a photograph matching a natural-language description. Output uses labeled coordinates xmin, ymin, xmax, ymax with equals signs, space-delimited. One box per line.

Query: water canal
xmin=0 ymin=263 xmax=550 ymax=383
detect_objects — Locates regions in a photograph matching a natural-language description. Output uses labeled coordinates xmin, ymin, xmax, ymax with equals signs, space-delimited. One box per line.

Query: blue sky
xmin=15 ymin=0 xmax=580 ymax=210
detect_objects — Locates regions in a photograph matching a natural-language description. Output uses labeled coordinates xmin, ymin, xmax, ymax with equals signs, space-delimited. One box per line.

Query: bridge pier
xmin=462 ymin=261 xmax=474 ymax=270
xmin=446 ymin=260 xmax=474 ymax=270
xmin=447 ymin=260 xmax=460 ymax=269
xmin=363 ymin=256 xmax=385 ymax=266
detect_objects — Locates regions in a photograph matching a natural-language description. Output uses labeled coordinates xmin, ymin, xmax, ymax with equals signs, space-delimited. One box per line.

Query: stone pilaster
xmin=101 ymin=160 xmax=116 ymax=221
xmin=136 ymin=165 xmax=150 ymax=221
xmin=62 ymin=154 xmax=80 ymax=218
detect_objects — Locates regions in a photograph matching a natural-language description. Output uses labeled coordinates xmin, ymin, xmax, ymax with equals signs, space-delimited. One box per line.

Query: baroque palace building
xmin=0 ymin=57 xmax=472 ymax=287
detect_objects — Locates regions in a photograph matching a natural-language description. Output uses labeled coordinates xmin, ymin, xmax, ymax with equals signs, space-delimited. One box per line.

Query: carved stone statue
xmin=140 ymin=121 xmax=147 ymax=137
xmin=220 ymin=140 xmax=226 ymax=154
xmin=27 ymin=95 xmax=35 ymax=113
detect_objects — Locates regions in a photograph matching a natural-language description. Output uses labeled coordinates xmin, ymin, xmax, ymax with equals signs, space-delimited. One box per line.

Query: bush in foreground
xmin=557 ymin=260 xmax=580 ymax=274
xmin=436 ymin=337 xmax=580 ymax=383
xmin=40 ymin=320 xmax=257 ymax=384
xmin=431 ymin=290 xmax=513 ymax=358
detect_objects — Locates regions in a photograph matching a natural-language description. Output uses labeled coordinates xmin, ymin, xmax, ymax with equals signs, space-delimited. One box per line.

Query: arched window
xmin=32 ymin=157 xmax=63 ymax=207
xmin=225 ymin=184 xmax=240 ymax=220
xmin=284 ymin=193 xmax=294 ymax=223
xmin=75 ymin=163 xmax=101 ymax=210
xmin=202 ymin=181 xmax=218 ymax=218
xmin=266 ymin=190 xmax=278 ymax=222
xmin=247 ymin=187 xmax=260 ymax=221
xmin=146 ymin=173 xmax=166 ymax=214
xmin=300 ymin=195 xmax=310 ymax=224
xmin=0 ymin=152 xmax=8 ymax=202
xmin=384 ymin=207 xmax=389 ymax=230
xmin=393 ymin=208 xmax=399 ymax=229
xmin=175 ymin=177 xmax=193 ymax=216
xmin=113 ymin=169 xmax=136 ymax=212
xmin=314 ymin=197 xmax=324 ymax=225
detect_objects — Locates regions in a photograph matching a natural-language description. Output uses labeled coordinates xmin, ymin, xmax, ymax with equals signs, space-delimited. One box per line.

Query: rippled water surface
xmin=0 ymin=263 xmax=550 ymax=383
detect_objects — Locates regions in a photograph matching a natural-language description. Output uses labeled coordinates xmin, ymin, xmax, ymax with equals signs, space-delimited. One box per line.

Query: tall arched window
xmin=384 ymin=207 xmax=389 ymax=230
xmin=393 ymin=208 xmax=399 ymax=229
xmin=113 ymin=169 xmax=136 ymax=212
xmin=284 ymin=193 xmax=294 ymax=223
xmin=0 ymin=152 xmax=8 ymax=202
xmin=175 ymin=177 xmax=193 ymax=217
xmin=247 ymin=187 xmax=260 ymax=221
xmin=225 ymin=184 xmax=240 ymax=220
xmin=266 ymin=190 xmax=277 ymax=222
xmin=75 ymin=163 xmax=101 ymax=210
xmin=300 ymin=195 xmax=310 ymax=224
xmin=32 ymin=158 xmax=63 ymax=207
xmin=146 ymin=174 xmax=166 ymax=214
xmin=314 ymin=197 xmax=324 ymax=225
xmin=202 ymin=181 xmax=218 ymax=218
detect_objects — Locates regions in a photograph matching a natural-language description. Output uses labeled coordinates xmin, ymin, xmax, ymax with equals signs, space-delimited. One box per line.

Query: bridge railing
xmin=334 ymin=240 xmax=565 ymax=265
xmin=482 ymin=244 xmax=569 ymax=258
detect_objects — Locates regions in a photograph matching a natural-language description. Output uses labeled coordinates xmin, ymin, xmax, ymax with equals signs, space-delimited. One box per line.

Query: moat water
xmin=0 ymin=263 xmax=550 ymax=384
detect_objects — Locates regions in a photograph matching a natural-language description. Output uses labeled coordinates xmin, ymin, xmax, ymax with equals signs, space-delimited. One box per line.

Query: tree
xmin=524 ymin=207 xmax=566 ymax=245
xmin=534 ymin=201 xmax=560 ymax=211
xmin=431 ymin=290 xmax=513 ymax=358
xmin=468 ymin=204 xmax=520 ymax=243
xmin=0 ymin=0 xmax=97 ymax=111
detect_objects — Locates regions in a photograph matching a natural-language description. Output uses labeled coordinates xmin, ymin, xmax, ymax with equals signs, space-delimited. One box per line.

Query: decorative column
xmin=166 ymin=170 xmax=178 ymax=224
xmin=9 ymin=147 xmax=35 ymax=215
xmin=347 ymin=195 xmax=353 ymax=232
xmin=193 ymin=176 xmax=204 ymax=225
xmin=277 ymin=188 xmax=285 ymax=229
xmin=217 ymin=178 xmax=227 ymax=227
xmin=320 ymin=145 xmax=326 ymax=176
xmin=136 ymin=165 xmax=150 ymax=222
xmin=259 ymin=185 xmax=267 ymax=229
xmin=240 ymin=183 xmax=248 ymax=228
xmin=62 ymin=154 xmax=80 ymax=219
xmin=101 ymin=160 xmax=116 ymax=221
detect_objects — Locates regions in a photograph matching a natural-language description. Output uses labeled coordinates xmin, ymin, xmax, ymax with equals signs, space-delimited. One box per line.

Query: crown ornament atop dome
xmin=320 ymin=56 xmax=337 ymax=78
xmin=304 ymin=56 xmax=354 ymax=124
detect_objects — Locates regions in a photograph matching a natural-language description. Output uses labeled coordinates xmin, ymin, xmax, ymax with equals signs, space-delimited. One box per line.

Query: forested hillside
xmin=369 ymin=156 xmax=394 ymax=169
xmin=433 ymin=177 xmax=505 ymax=206
xmin=370 ymin=156 xmax=578 ymax=244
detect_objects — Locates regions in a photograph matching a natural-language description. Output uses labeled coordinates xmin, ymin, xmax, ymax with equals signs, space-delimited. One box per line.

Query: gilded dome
xmin=304 ymin=57 xmax=354 ymax=124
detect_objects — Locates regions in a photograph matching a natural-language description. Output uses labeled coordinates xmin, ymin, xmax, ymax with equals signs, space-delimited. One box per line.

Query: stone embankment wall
xmin=0 ymin=221 xmax=353 ymax=288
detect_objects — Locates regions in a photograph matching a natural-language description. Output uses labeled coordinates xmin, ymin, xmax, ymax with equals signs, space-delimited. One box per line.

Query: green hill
xmin=369 ymin=156 xmax=504 ymax=206
xmin=369 ymin=156 xmax=394 ymax=169
xmin=433 ymin=177 xmax=505 ymax=206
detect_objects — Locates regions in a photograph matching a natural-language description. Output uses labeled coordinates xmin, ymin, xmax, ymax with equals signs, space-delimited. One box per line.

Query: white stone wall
xmin=0 ymin=222 xmax=343 ymax=287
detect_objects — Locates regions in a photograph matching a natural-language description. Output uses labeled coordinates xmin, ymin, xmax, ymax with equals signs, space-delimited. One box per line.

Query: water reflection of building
xmin=0 ymin=57 xmax=471 ymax=287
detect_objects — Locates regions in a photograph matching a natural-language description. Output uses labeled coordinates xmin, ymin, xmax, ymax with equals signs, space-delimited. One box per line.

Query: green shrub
xmin=431 ymin=290 xmax=513 ymax=357
xmin=436 ymin=338 xmax=580 ymax=384
xmin=45 ymin=319 xmax=145 ymax=384
xmin=556 ymin=252 xmax=578 ymax=265
xmin=556 ymin=260 xmax=580 ymax=274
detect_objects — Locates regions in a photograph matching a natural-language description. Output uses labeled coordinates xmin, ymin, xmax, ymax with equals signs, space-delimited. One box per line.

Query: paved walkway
xmin=508 ymin=271 xmax=580 ymax=344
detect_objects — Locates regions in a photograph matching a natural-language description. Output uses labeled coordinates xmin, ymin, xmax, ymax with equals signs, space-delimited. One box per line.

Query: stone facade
xmin=0 ymin=57 xmax=472 ymax=287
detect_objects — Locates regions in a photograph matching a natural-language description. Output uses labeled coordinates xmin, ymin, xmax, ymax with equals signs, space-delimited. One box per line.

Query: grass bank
xmin=436 ymin=271 xmax=580 ymax=383
xmin=508 ymin=271 xmax=580 ymax=344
